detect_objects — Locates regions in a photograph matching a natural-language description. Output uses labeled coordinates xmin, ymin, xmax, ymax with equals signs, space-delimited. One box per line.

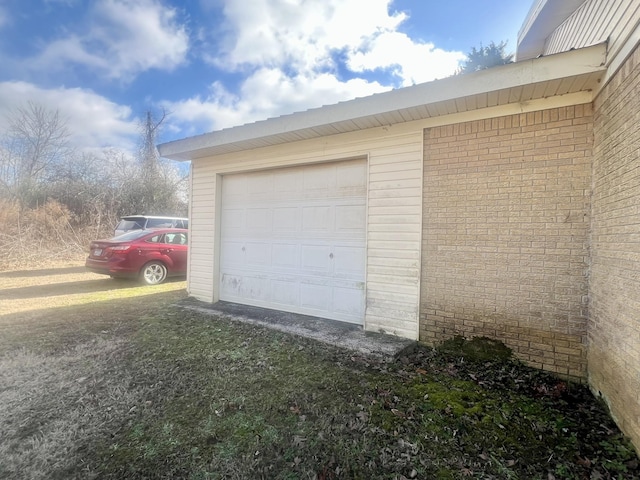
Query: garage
xmin=219 ymin=159 xmax=367 ymax=324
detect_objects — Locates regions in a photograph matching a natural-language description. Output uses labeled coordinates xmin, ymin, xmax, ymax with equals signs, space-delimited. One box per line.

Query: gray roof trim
xmin=516 ymin=0 xmax=587 ymax=61
xmin=159 ymin=43 xmax=606 ymax=161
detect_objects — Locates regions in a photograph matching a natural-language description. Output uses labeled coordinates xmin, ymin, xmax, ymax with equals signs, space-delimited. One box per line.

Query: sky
xmin=0 ymin=0 xmax=534 ymax=156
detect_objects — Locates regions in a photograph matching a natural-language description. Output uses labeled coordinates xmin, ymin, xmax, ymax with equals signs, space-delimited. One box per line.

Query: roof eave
xmin=159 ymin=42 xmax=606 ymax=161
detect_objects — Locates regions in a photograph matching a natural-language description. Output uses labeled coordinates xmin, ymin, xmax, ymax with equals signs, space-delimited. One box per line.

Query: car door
xmin=133 ymin=233 xmax=165 ymax=270
xmin=162 ymin=232 xmax=188 ymax=274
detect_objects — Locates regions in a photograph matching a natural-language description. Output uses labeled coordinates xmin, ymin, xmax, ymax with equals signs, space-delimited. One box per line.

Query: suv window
xmin=116 ymin=219 xmax=145 ymax=231
xmin=147 ymin=218 xmax=174 ymax=229
xmin=114 ymin=216 xmax=188 ymax=236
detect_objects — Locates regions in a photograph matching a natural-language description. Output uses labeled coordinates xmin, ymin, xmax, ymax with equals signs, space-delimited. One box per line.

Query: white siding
xmin=188 ymin=161 xmax=217 ymax=302
xmin=545 ymin=0 xmax=640 ymax=64
xmin=188 ymin=124 xmax=423 ymax=339
xmin=366 ymin=138 xmax=423 ymax=339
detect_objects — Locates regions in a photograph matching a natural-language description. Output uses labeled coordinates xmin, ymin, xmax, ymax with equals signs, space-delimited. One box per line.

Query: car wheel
xmin=141 ymin=261 xmax=167 ymax=285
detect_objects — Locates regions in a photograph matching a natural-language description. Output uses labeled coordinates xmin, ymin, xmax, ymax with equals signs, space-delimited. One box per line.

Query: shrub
xmin=0 ymin=199 xmax=112 ymax=270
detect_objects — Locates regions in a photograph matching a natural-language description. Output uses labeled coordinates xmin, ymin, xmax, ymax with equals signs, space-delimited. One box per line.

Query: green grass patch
xmin=78 ymin=308 xmax=639 ymax=480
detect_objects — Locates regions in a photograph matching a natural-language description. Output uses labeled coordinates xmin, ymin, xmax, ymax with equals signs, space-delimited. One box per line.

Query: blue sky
xmin=0 ymin=0 xmax=533 ymax=155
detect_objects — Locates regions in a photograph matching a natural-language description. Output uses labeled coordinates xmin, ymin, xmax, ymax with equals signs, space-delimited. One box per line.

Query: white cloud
xmin=0 ymin=81 xmax=138 ymax=151
xmin=347 ymin=31 xmax=466 ymax=86
xmin=162 ymin=69 xmax=390 ymax=134
xmin=214 ymin=0 xmax=408 ymax=73
xmin=209 ymin=0 xmax=464 ymax=86
xmin=0 ymin=0 xmax=470 ymax=150
xmin=178 ymin=0 xmax=464 ymax=136
xmin=33 ymin=0 xmax=189 ymax=81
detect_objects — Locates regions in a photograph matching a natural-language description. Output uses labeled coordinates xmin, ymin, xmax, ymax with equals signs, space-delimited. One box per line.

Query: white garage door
xmin=219 ymin=159 xmax=367 ymax=324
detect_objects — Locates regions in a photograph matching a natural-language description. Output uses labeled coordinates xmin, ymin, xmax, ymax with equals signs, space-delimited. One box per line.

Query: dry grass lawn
xmin=0 ymin=263 xmax=186 ymax=479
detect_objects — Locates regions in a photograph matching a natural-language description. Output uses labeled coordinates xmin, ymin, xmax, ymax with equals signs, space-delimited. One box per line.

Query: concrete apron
xmin=177 ymin=299 xmax=416 ymax=361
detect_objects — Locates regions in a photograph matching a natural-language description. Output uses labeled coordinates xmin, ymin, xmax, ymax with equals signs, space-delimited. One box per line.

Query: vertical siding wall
xmin=590 ymin=44 xmax=640 ymax=451
xmin=366 ymin=134 xmax=423 ymax=339
xmin=187 ymin=127 xmax=424 ymax=339
xmin=545 ymin=0 xmax=640 ymax=64
xmin=188 ymin=161 xmax=218 ymax=302
xmin=421 ymin=106 xmax=592 ymax=377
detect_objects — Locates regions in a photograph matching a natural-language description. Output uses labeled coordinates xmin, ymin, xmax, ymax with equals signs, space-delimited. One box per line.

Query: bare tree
xmin=134 ymin=110 xmax=163 ymax=213
xmin=0 ymin=102 xmax=73 ymax=207
xmin=133 ymin=109 xmax=187 ymax=216
xmin=0 ymin=103 xmax=187 ymax=241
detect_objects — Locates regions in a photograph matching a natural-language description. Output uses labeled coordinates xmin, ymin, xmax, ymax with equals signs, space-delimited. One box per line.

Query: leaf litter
xmin=84 ymin=312 xmax=639 ymax=480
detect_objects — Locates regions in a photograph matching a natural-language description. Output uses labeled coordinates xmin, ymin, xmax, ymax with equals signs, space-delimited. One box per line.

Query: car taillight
xmin=108 ymin=245 xmax=131 ymax=255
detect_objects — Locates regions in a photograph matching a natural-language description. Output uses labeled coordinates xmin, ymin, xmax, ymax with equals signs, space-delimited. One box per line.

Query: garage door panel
xmin=274 ymin=170 xmax=300 ymax=193
xmin=271 ymin=279 xmax=299 ymax=305
xmin=336 ymin=204 xmax=366 ymax=231
xmin=221 ymin=209 xmax=244 ymax=229
xmin=273 ymin=207 xmax=298 ymax=231
xmin=303 ymin=167 xmax=332 ymax=191
xmin=223 ymin=175 xmax=247 ymax=195
xmin=220 ymin=159 xmax=366 ymax=324
xmin=220 ymin=241 xmax=245 ymax=266
xmin=302 ymin=206 xmax=331 ymax=232
xmin=333 ymin=285 xmax=365 ymax=315
xmin=245 ymin=242 xmax=271 ymax=266
xmin=300 ymin=283 xmax=330 ymax=310
xmin=301 ymin=245 xmax=332 ymax=271
xmin=244 ymin=276 xmax=270 ymax=300
xmin=333 ymin=246 xmax=366 ymax=276
xmin=220 ymin=273 xmax=240 ymax=296
xmin=247 ymin=172 xmax=273 ymax=195
xmin=246 ymin=208 xmax=271 ymax=231
xmin=337 ymin=162 xmax=367 ymax=188
xmin=221 ymin=274 xmax=270 ymax=301
xmin=272 ymin=243 xmax=299 ymax=268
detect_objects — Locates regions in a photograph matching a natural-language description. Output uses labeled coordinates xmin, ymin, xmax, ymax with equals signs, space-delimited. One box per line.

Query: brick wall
xmin=421 ymin=106 xmax=593 ymax=378
xmin=590 ymin=44 xmax=640 ymax=449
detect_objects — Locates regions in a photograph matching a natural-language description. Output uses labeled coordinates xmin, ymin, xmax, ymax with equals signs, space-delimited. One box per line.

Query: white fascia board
xmin=159 ymin=43 xmax=606 ymax=161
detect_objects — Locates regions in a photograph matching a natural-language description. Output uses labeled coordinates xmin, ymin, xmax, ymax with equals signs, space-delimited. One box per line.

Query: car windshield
xmin=111 ymin=230 xmax=151 ymax=241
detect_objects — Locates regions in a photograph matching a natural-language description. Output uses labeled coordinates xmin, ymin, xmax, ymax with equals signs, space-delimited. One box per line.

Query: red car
xmin=85 ymin=229 xmax=188 ymax=285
